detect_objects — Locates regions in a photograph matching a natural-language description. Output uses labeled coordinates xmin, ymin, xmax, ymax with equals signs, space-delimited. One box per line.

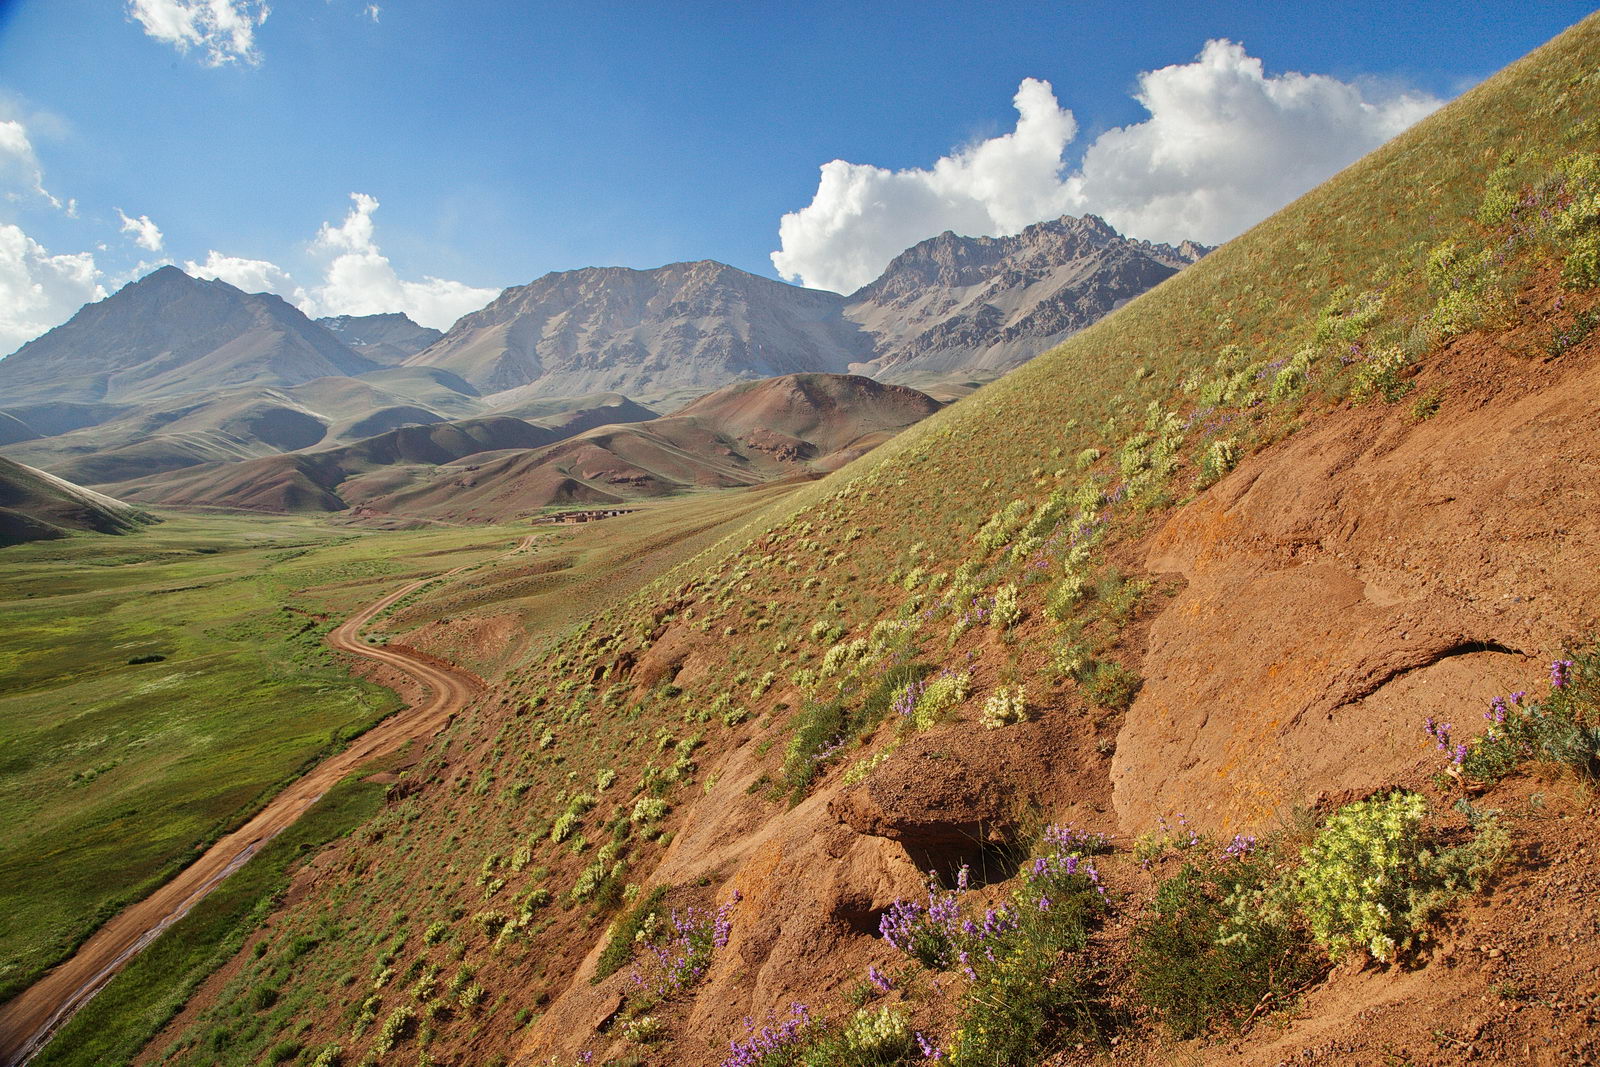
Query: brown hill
xmin=0 ymin=457 xmax=153 ymax=546
xmin=115 ymin=373 xmax=934 ymax=522
xmin=113 ymin=415 xmax=563 ymax=514
xmin=0 ymin=367 xmax=484 ymax=487
xmin=358 ymin=373 xmax=940 ymax=522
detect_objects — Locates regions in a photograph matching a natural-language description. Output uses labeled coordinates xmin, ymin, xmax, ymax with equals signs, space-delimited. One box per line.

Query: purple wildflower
xmin=1223 ymin=833 xmax=1258 ymax=859
xmin=867 ymin=964 xmax=892 ymax=993
xmin=915 ymin=1031 xmax=946 ymax=1060
xmin=1552 ymin=659 xmax=1575 ymax=690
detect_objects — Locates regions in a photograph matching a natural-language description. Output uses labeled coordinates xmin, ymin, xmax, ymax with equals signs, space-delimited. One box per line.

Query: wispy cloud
xmin=0 ymin=119 xmax=62 ymax=209
xmin=773 ymin=40 xmax=1443 ymax=293
xmin=126 ymin=0 xmax=270 ymax=67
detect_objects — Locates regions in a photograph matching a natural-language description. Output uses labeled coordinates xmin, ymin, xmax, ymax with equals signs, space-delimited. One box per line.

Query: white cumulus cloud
xmin=187 ymin=194 xmax=495 ymax=331
xmin=127 ymin=0 xmax=270 ymax=67
xmin=1062 ymin=40 xmax=1440 ymax=248
xmin=0 ymin=118 xmax=62 ymax=208
xmin=117 ymin=209 xmax=165 ymax=252
xmin=185 ymin=249 xmax=302 ymax=300
xmin=301 ymin=192 xmax=498 ymax=330
xmin=0 ymin=225 xmax=106 ymax=356
xmin=772 ymin=41 xmax=1443 ymax=293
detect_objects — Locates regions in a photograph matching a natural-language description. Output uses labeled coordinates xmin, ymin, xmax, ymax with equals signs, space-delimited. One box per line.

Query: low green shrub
xmin=1132 ymin=847 xmax=1317 ymax=1037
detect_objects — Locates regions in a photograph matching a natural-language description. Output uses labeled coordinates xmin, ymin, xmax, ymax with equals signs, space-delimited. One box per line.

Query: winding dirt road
xmin=0 ymin=549 xmax=512 ymax=1066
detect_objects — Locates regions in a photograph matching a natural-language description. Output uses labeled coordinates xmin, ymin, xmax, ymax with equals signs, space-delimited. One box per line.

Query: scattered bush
xmin=1081 ymin=660 xmax=1141 ymax=711
xmin=595 ymin=886 xmax=669 ymax=981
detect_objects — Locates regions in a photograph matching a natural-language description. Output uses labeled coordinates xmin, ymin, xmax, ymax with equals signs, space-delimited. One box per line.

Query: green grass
xmin=0 ymin=513 xmax=519 ymax=1003
xmin=29 ymin=769 xmax=391 ymax=1067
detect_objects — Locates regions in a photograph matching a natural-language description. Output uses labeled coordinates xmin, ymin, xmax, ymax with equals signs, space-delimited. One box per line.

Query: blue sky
xmin=0 ymin=1 xmax=1593 ymax=348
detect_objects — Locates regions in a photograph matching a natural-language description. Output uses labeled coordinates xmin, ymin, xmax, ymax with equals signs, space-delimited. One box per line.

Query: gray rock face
xmin=404 ymin=218 xmax=1206 ymax=399
xmin=842 ymin=215 xmax=1209 ymax=381
xmin=0 ymin=266 xmax=377 ymax=406
xmin=404 ymin=260 xmax=873 ymax=400
xmin=317 ymin=312 xmax=445 ymax=365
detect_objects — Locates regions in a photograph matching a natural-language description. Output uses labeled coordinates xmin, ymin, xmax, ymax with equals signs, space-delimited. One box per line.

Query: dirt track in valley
xmin=0 ymin=544 xmax=520 ymax=1066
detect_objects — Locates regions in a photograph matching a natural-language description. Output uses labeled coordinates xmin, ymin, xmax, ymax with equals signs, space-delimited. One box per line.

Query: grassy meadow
xmin=0 ymin=512 xmax=523 ymax=1004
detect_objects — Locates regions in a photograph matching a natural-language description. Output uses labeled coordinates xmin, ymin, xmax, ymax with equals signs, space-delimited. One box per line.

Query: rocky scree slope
xmin=845 ymin=214 xmax=1207 ymax=382
xmin=111 ymin=16 xmax=1600 ymax=1067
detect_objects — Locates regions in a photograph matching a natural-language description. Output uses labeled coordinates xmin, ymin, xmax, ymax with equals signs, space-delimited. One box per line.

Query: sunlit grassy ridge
xmin=124 ymin=15 xmax=1600 ymax=1067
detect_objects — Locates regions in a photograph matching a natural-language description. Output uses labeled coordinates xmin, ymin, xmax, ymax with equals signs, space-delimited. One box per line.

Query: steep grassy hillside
xmin=63 ymin=15 xmax=1600 ymax=1067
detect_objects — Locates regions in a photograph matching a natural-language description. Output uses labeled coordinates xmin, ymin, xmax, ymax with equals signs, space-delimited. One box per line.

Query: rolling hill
xmin=115 ymin=373 xmax=937 ymax=522
xmin=0 ymin=457 xmax=153 ymax=547
xmin=361 ymin=373 xmax=941 ymax=521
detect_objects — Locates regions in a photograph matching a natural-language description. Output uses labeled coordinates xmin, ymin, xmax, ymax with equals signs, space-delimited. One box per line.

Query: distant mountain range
xmin=846 ymin=215 xmax=1207 ymax=382
xmin=317 ymin=313 xmax=443 ymax=365
xmin=400 ymin=214 xmax=1206 ymax=400
xmin=0 ymin=266 xmax=378 ymax=407
xmin=0 ymin=214 xmax=1205 ymax=521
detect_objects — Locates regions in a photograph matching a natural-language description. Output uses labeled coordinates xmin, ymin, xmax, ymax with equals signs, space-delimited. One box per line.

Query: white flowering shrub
xmin=912 ymin=671 xmax=971 ymax=730
xmin=979 ymin=685 xmax=1029 ymax=729
xmin=990 ymin=584 xmax=1021 ymax=630
xmin=1289 ymin=791 xmax=1505 ymax=962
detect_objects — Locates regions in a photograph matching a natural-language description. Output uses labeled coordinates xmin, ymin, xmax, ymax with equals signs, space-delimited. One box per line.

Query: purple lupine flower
xmin=915 ymin=1031 xmax=946 ymax=1060
xmin=1552 ymin=659 xmax=1575 ymax=690
xmin=1486 ymin=697 xmax=1508 ymax=725
xmin=1223 ymin=833 xmax=1258 ymax=859
xmin=868 ymin=964 xmax=892 ymax=993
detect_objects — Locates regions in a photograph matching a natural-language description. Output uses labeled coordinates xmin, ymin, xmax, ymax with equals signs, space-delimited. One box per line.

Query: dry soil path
xmin=0 ymin=541 xmax=528 ymax=1066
